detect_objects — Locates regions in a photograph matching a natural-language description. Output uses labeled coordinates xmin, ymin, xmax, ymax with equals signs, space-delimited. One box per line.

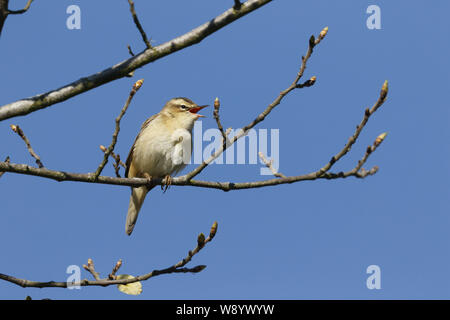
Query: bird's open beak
xmin=189 ymin=105 xmax=208 ymax=117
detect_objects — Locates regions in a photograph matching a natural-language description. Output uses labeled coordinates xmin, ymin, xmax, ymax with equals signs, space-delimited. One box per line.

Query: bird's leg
xmin=161 ymin=175 xmax=172 ymax=193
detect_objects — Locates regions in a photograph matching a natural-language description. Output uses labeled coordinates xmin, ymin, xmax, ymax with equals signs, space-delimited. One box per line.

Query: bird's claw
xmin=143 ymin=173 xmax=153 ymax=186
xmin=161 ymin=175 xmax=172 ymax=193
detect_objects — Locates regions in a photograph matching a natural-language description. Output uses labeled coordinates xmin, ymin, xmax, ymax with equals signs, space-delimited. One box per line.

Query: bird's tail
xmin=125 ymin=186 xmax=150 ymax=235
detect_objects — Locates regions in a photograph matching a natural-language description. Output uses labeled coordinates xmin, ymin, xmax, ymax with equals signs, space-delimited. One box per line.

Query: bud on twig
xmin=374 ymin=132 xmax=387 ymax=147
xmin=99 ymin=145 xmax=107 ymax=152
xmin=214 ymin=97 xmax=220 ymax=109
xmin=133 ymin=79 xmax=144 ymax=91
xmin=191 ymin=265 xmax=207 ymax=273
xmin=380 ymin=80 xmax=388 ymax=100
xmin=309 ymin=35 xmax=316 ymax=48
xmin=319 ymin=26 xmax=329 ymax=40
xmin=209 ymin=221 xmax=218 ymax=240
xmin=197 ymin=233 xmax=206 ymax=248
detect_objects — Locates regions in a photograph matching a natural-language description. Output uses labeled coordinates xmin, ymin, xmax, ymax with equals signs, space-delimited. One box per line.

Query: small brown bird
xmin=125 ymin=97 xmax=207 ymax=235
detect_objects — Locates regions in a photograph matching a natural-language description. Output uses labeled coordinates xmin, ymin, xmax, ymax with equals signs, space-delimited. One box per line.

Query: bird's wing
xmin=125 ymin=114 xmax=158 ymax=178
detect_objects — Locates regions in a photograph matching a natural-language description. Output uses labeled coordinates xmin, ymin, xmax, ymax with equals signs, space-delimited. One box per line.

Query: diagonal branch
xmin=127 ymin=0 xmax=151 ymax=49
xmin=0 ymin=0 xmax=272 ymax=121
xmin=258 ymin=152 xmax=286 ymax=178
xmin=100 ymin=145 xmax=126 ymax=177
xmin=184 ymin=27 xmax=328 ymax=181
xmin=313 ymin=80 xmax=388 ymax=178
xmin=213 ymin=97 xmax=229 ymax=153
xmin=10 ymin=124 xmax=44 ymax=168
xmin=0 ymin=222 xmax=218 ymax=289
xmin=93 ymin=79 xmax=143 ymax=180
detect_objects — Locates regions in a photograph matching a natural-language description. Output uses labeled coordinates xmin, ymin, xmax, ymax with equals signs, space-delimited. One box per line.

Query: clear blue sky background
xmin=1 ymin=0 xmax=449 ymax=300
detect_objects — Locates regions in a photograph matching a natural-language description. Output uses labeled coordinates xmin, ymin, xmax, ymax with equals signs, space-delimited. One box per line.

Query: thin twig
xmin=10 ymin=124 xmax=43 ymax=168
xmin=93 ymin=79 xmax=143 ymax=180
xmin=127 ymin=0 xmax=151 ymax=49
xmin=213 ymin=97 xmax=228 ymax=152
xmin=100 ymin=145 xmax=126 ymax=177
xmin=108 ymin=259 xmax=123 ymax=280
xmin=127 ymin=44 xmax=135 ymax=56
xmin=313 ymin=80 xmax=388 ymax=178
xmin=258 ymin=152 xmax=286 ymax=178
xmin=82 ymin=258 xmax=101 ymax=281
xmin=7 ymin=0 xmax=33 ymax=14
xmin=0 ymin=222 xmax=218 ymax=288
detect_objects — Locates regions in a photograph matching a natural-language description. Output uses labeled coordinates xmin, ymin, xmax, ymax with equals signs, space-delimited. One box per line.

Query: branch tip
xmin=374 ymin=132 xmax=387 ymax=147
xmin=380 ymin=80 xmax=389 ymax=100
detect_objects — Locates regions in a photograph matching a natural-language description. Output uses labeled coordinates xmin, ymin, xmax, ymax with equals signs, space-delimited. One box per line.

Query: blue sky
xmin=0 ymin=0 xmax=449 ymax=299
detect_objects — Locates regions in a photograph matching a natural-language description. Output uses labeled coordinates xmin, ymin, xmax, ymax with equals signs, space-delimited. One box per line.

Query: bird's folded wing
xmin=125 ymin=114 xmax=158 ymax=178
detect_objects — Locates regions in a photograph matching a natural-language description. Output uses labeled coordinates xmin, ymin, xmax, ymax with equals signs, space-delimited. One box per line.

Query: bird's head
xmin=161 ymin=97 xmax=208 ymax=129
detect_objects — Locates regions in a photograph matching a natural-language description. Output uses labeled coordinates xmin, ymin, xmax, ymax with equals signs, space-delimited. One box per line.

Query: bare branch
xmin=100 ymin=145 xmax=126 ymax=177
xmin=108 ymin=259 xmax=123 ymax=280
xmin=0 ymin=0 xmax=273 ymax=121
xmin=0 ymin=222 xmax=218 ymax=289
xmin=0 ymin=27 xmax=389 ymax=193
xmin=184 ymin=26 xmax=328 ymax=181
xmin=127 ymin=0 xmax=151 ymax=49
xmin=313 ymin=80 xmax=388 ymax=178
xmin=127 ymin=44 xmax=135 ymax=57
xmin=10 ymin=124 xmax=44 ymax=168
xmin=213 ymin=97 xmax=228 ymax=152
xmin=0 ymin=0 xmax=34 ymax=35
xmin=93 ymin=79 xmax=143 ymax=180
xmin=258 ymin=152 xmax=286 ymax=178
xmin=82 ymin=258 xmax=101 ymax=281
xmin=7 ymin=0 xmax=33 ymax=14
xmin=0 ymin=156 xmax=9 ymax=178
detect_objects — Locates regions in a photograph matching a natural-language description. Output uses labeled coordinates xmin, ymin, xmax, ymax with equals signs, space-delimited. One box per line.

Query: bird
xmin=124 ymin=97 xmax=207 ymax=235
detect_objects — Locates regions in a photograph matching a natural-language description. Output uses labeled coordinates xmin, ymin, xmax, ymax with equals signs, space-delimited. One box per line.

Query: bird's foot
xmin=143 ymin=173 xmax=153 ymax=186
xmin=161 ymin=175 xmax=172 ymax=193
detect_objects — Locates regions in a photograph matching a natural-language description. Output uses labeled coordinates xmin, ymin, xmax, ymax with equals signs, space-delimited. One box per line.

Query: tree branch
xmin=0 ymin=0 xmax=273 ymax=121
xmin=127 ymin=0 xmax=151 ymax=49
xmin=0 ymin=222 xmax=218 ymax=289
xmin=0 ymin=27 xmax=389 ymax=192
xmin=184 ymin=27 xmax=328 ymax=182
xmin=0 ymin=119 xmax=386 ymax=190
xmin=0 ymin=0 xmax=34 ymax=35
xmin=258 ymin=152 xmax=286 ymax=178
xmin=0 ymin=156 xmax=9 ymax=178
xmin=8 ymin=0 xmax=33 ymax=14
xmin=93 ymin=79 xmax=143 ymax=180
xmin=10 ymin=124 xmax=44 ymax=168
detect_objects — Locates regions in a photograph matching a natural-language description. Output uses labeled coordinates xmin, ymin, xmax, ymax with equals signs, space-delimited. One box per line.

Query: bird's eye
xmin=180 ymin=105 xmax=189 ymax=110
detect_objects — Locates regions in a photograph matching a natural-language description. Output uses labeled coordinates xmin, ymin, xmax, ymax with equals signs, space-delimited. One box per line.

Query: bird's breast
xmin=134 ymin=126 xmax=192 ymax=177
